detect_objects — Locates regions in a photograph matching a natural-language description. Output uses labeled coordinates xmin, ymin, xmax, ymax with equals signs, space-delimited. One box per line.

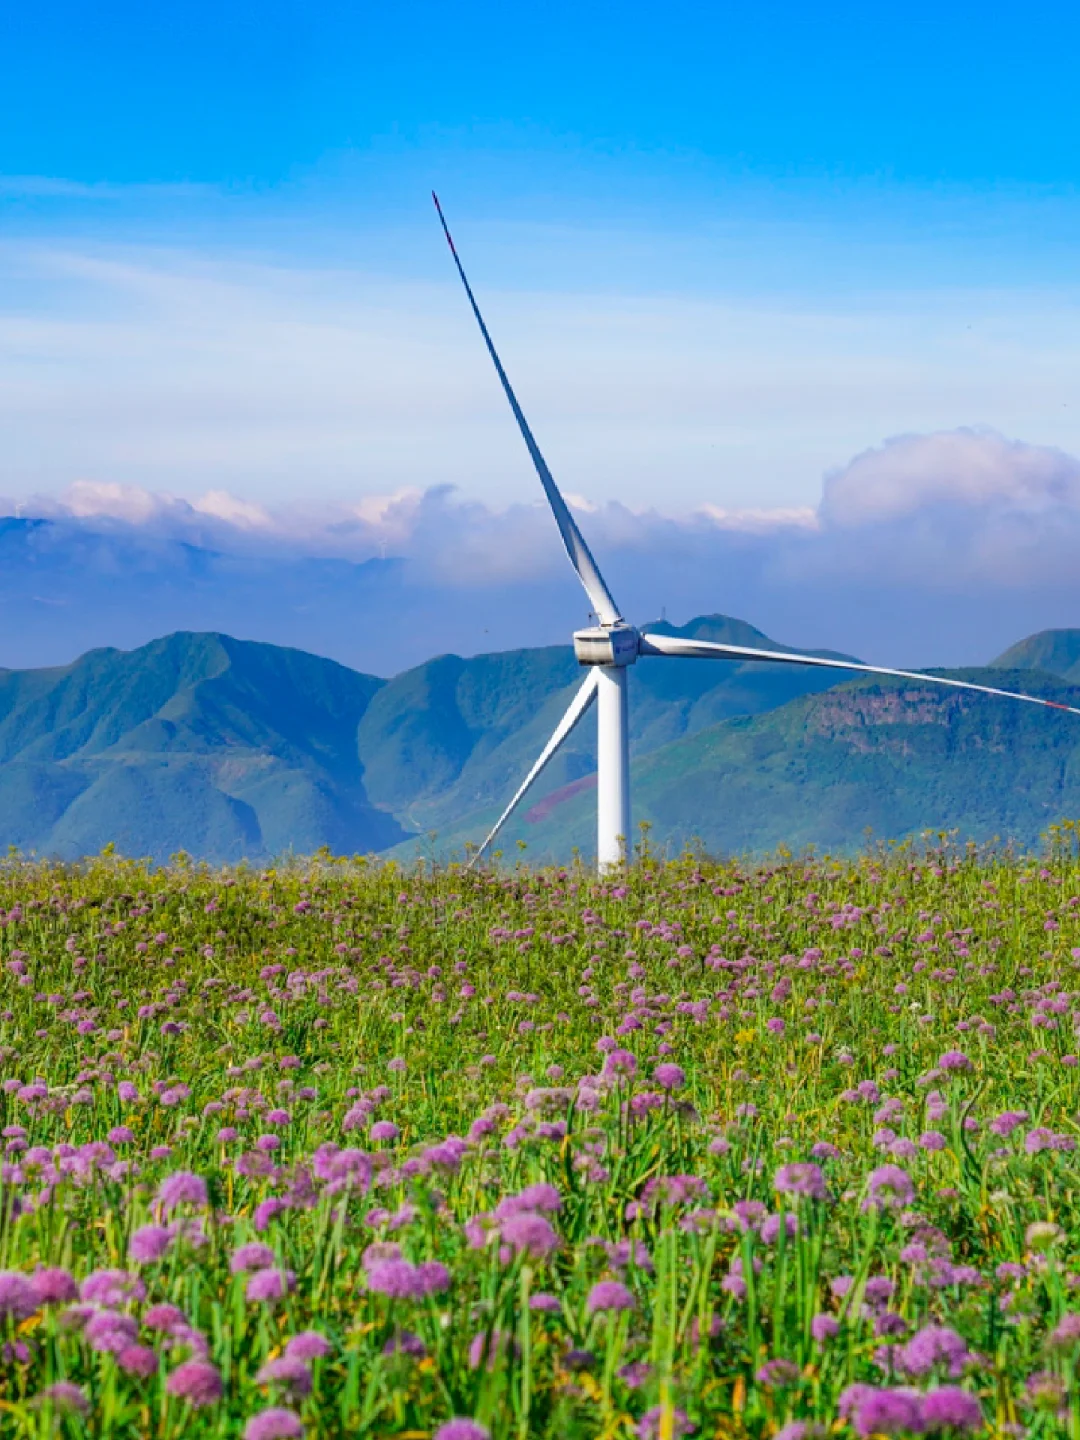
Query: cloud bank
xmin=4 ymin=427 xmax=1080 ymax=675
xmin=21 ymin=425 xmax=1080 ymax=587
xmin=5 ymin=233 xmax=1080 ymax=526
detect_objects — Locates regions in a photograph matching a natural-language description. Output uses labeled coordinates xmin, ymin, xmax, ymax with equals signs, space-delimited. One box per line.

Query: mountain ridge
xmin=992 ymin=629 xmax=1080 ymax=685
xmin=0 ymin=618 xmax=1079 ymax=862
xmin=0 ymin=631 xmax=404 ymax=862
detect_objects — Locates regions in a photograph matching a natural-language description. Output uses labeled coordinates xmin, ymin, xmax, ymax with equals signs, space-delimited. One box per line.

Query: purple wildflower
xmin=811 ymin=1313 xmax=839 ymax=1343
xmin=32 ymin=1382 xmax=88 ymax=1415
xmin=244 ymin=1408 xmax=304 ymax=1440
xmin=256 ymin=1356 xmax=313 ymax=1397
xmin=416 ymin=1261 xmax=451 ymax=1295
xmin=230 ymin=1242 xmax=276 ymax=1273
xmin=370 ymin=1121 xmax=400 ymax=1142
xmin=849 ymin=1387 xmax=925 ymax=1437
xmin=1025 ymin=1371 xmax=1065 ymax=1409
xmin=245 ymin=1268 xmax=296 ymax=1303
xmin=938 ymin=1051 xmax=972 ymax=1072
xmin=500 ymin=1211 xmax=559 ymax=1258
xmin=864 ymin=1275 xmax=896 ymax=1308
xmin=284 ymin=1331 xmax=332 ymax=1361
xmin=166 ymin=1360 xmax=223 ymax=1406
xmin=144 ymin=1303 xmax=188 ymax=1332
xmin=366 ymin=1259 xmax=427 ymax=1300
xmin=117 ymin=1344 xmax=159 ymax=1377
xmin=761 ymin=1213 xmax=798 ymax=1245
xmin=383 ymin=1329 xmax=427 ymax=1357
xmin=0 ymin=1272 xmax=38 ymax=1320
xmin=636 ymin=1406 xmax=694 ymax=1439
xmin=731 ymin=1200 xmax=768 ymax=1232
xmin=565 ymin=1346 xmax=597 ymax=1370
xmin=434 ymin=1423 xmax=490 ymax=1440
xmin=602 ymin=1048 xmax=637 ymax=1078
xmin=156 ymin=1171 xmax=208 ymax=1214
xmin=653 ymin=1062 xmax=686 ymax=1091
xmin=80 ymin=1270 xmax=145 ymax=1306
xmin=876 ymin=1311 xmax=908 ymax=1340
xmin=865 ymin=1165 xmax=915 ymax=1209
xmin=989 ymin=1110 xmax=1028 ymax=1138
xmin=129 ymin=1224 xmax=173 ymax=1264
xmin=921 ymin=1387 xmax=982 ymax=1433
xmin=774 ymin=1162 xmax=827 ymax=1201
xmin=86 ymin=1311 xmax=139 ymax=1353
xmin=838 ymin=1385 xmax=877 ymax=1420
xmin=494 ymin=1182 xmax=562 ymax=1217
xmin=620 ymin=1360 xmax=653 ymax=1388
xmin=586 ymin=1280 xmax=636 ymax=1314
xmin=29 ymin=1268 xmax=77 ymax=1306
xmin=900 ymin=1325 xmax=970 ymax=1379
xmin=756 ymin=1358 xmax=799 ymax=1388
xmin=1048 ymin=1312 xmax=1080 ymax=1348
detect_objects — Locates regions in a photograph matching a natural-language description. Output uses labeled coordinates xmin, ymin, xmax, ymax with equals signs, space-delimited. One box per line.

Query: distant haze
xmin=2 ymin=427 xmax=1080 ymax=674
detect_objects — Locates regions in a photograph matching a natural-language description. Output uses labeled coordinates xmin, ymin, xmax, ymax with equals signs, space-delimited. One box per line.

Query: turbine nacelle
xmin=573 ymin=624 xmax=640 ymax=667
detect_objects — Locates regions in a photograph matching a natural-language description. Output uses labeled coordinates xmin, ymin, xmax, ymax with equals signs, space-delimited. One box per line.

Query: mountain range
xmin=0 ymin=617 xmax=1078 ymax=863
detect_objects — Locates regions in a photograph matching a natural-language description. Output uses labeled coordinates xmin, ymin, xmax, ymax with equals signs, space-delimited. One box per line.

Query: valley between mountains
xmin=0 ymin=617 xmax=1078 ymax=864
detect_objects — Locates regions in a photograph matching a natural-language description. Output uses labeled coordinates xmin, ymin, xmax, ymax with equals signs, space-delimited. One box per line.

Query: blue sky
xmin=2 ymin=0 xmax=1080 ymax=612
xmin=6 ymin=0 xmax=1080 ymax=190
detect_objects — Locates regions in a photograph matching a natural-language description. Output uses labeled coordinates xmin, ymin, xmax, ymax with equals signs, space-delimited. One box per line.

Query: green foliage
xmin=0 ymin=633 xmax=402 ymax=862
xmin=4 ymin=623 xmax=1080 ymax=868
xmin=0 ymin=844 xmax=1080 ymax=1436
xmin=398 ymin=667 xmax=1080 ymax=864
xmin=992 ymin=628 xmax=1080 ymax=683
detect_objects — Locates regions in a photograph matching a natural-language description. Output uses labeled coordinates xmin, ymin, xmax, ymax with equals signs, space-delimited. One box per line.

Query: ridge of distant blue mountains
xmin=0 ymin=616 xmax=1078 ymax=864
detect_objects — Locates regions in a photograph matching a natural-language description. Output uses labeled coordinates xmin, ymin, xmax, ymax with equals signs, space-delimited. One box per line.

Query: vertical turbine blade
xmin=433 ymin=193 xmax=622 ymax=627
xmin=468 ymin=668 xmax=600 ymax=869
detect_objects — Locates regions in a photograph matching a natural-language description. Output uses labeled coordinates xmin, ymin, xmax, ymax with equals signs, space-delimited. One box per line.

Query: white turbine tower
xmin=433 ymin=194 xmax=1080 ymax=872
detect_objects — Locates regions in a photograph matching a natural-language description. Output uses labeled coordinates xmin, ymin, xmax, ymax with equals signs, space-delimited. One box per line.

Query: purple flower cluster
xmin=840 ymin=1383 xmax=982 ymax=1435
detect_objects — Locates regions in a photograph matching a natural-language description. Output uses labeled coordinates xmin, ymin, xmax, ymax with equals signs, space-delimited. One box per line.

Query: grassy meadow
xmin=3 ymin=833 xmax=1080 ymax=1437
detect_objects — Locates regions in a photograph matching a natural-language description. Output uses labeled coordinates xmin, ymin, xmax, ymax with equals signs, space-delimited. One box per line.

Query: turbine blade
xmin=433 ymin=192 xmax=622 ymax=627
xmin=638 ymin=633 xmax=1080 ymax=717
xmin=468 ymin=668 xmax=600 ymax=868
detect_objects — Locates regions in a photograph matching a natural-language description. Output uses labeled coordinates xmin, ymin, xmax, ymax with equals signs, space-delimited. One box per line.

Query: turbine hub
xmin=573 ymin=624 xmax=640 ymax=667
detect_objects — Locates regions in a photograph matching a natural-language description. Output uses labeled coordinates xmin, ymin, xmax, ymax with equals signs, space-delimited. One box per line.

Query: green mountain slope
xmin=359 ymin=615 xmax=855 ymax=836
xmin=4 ymin=620 xmax=1080 ymax=866
xmin=992 ymin=629 xmax=1080 ymax=684
xmin=0 ymin=633 xmax=404 ymax=862
xmin=398 ymin=667 xmax=1080 ymax=863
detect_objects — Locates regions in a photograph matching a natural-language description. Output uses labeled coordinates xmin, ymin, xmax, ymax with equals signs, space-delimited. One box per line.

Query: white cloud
xmin=821 ymin=428 xmax=1080 ymax=527
xmin=61 ymin=480 xmax=173 ymax=525
xmin=191 ymin=490 xmax=275 ymax=530
xmin=697 ymin=504 xmax=819 ymax=532
xmin=7 ymin=425 xmax=1080 ymax=673
xmin=18 ymin=426 xmax=1080 ymax=598
xmin=5 ymin=236 xmax=1080 ymax=525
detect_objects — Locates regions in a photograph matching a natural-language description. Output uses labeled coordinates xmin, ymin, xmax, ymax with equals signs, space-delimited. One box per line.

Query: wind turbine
xmin=433 ymin=194 xmax=1080 ymax=872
